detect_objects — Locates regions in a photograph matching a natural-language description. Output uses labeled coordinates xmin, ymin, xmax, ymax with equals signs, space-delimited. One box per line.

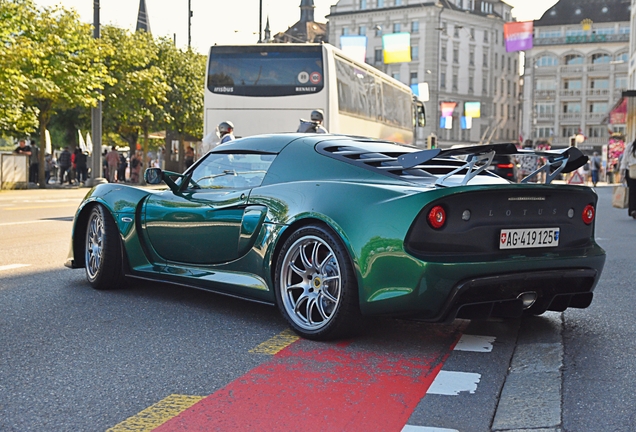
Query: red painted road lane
xmin=154 ymin=326 xmax=465 ymax=432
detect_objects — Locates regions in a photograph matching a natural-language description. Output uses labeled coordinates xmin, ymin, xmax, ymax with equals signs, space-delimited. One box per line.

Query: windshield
xmin=189 ymin=153 xmax=276 ymax=189
xmin=208 ymin=45 xmax=324 ymax=97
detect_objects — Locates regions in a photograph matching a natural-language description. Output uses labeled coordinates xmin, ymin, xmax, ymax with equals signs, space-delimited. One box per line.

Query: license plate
xmin=500 ymin=228 xmax=560 ymax=249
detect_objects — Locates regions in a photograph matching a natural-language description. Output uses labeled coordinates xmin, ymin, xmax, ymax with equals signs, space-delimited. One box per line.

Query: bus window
xmin=208 ymin=45 xmax=324 ymax=97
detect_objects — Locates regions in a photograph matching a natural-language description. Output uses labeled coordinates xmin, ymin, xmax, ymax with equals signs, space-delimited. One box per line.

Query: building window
xmin=616 ymin=52 xmax=629 ymax=63
xmin=395 ymin=0 xmax=402 ymax=5
xmin=342 ymin=27 xmax=350 ymax=36
xmin=536 ymin=103 xmax=555 ymax=115
xmin=495 ymin=53 xmax=498 ymax=69
xmin=482 ymin=77 xmax=488 ymax=94
xmin=441 ymin=72 xmax=446 ymax=89
xmin=563 ymin=103 xmax=581 ymax=113
xmin=374 ymin=48 xmax=383 ymax=63
xmin=469 ymin=48 xmax=475 ymax=65
xmin=392 ymin=71 xmax=401 ymax=81
xmin=440 ymin=21 xmax=447 ymax=35
xmin=616 ymin=76 xmax=628 ymax=89
xmin=562 ymin=127 xmax=578 ymax=137
xmin=507 ymin=57 xmax=511 ymax=72
xmin=589 ymin=78 xmax=609 ymax=89
xmin=375 ymin=25 xmax=382 ymax=36
xmin=564 ymin=54 xmax=584 ymax=65
xmin=393 ymin=23 xmax=401 ymax=33
xmin=536 ymin=79 xmax=556 ymax=90
xmin=535 ymin=127 xmax=553 ymax=138
xmin=591 ymin=53 xmax=611 ymax=64
xmin=360 ymin=0 xmax=367 ymax=9
xmin=484 ymin=30 xmax=489 ymax=43
xmin=563 ymin=79 xmax=582 ymax=90
xmin=410 ymin=72 xmax=418 ymax=85
xmin=454 ymin=25 xmax=460 ymax=38
xmin=483 ymin=51 xmax=488 ymax=67
xmin=589 ymin=102 xmax=608 ymax=113
xmin=470 ymin=28 xmax=475 ymax=40
xmin=588 ymin=126 xmax=607 ymax=137
xmin=452 ymin=73 xmax=458 ymax=91
xmin=411 ymin=45 xmax=419 ymax=60
xmin=378 ymin=0 xmax=385 ymax=7
xmin=619 ymin=26 xmax=630 ymax=35
xmin=441 ymin=44 xmax=447 ymax=61
xmin=358 ymin=25 xmax=367 ymax=35
xmin=411 ymin=20 xmax=419 ymax=33
xmin=507 ymin=80 xmax=511 ymax=95
xmin=453 ymin=46 xmax=459 ymax=63
xmin=468 ymin=75 xmax=474 ymax=93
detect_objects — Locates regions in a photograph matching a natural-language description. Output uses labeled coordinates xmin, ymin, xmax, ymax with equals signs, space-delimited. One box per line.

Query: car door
xmin=142 ymin=188 xmax=254 ymax=265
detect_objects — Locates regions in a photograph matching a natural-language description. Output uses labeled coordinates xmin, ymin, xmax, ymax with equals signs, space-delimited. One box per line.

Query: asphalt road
xmin=0 ymin=185 xmax=633 ymax=431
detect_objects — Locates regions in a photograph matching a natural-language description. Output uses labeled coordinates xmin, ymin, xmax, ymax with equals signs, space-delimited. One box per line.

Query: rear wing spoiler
xmin=398 ymin=143 xmax=588 ymax=186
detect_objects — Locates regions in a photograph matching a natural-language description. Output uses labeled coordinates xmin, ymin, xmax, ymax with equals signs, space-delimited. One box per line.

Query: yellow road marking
xmin=249 ymin=329 xmax=300 ymax=355
xmin=5 ymin=204 xmax=78 ymax=211
xmin=107 ymin=394 xmax=204 ymax=432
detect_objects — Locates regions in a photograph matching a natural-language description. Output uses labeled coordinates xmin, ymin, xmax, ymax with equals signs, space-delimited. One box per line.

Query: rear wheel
xmin=274 ymin=225 xmax=361 ymax=340
xmin=85 ymin=205 xmax=126 ymax=290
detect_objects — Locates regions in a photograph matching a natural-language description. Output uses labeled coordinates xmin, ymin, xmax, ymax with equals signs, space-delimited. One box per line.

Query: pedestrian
xmin=130 ymin=152 xmax=141 ymax=183
xmin=13 ymin=139 xmax=31 ymax=156
xmin=185 ymin=146 xmax=195 ymax=169
xmin=106 ymin=146 xmax=120 ymax=183
xmin=590 ymin=151 xmax=601 ymax=187
xmin=297 ymin=109 xmax=328 ymax=133
xmin=28 ymin=140 xmax=39 ymax=184
xmin=517 ymin=140 xmax=538 ymax=182
xmin=619 ymin=139 xmax=636 ymax=219
xmin=218 ymin=121 xmax=236 ymax=144
xmin=75 ymin=149 xmax=88 ymax=185
xmin=44 ymin=153 xmax=53 ymax=185
xmin=58 ymin=146 xmax=72 ymax=184
xmin=118 ymin=152 xmax=128 ymax=182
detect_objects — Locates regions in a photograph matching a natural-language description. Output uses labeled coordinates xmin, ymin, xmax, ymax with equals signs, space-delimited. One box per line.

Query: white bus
xmin=204 ymin=43 xmax=425 ymax=144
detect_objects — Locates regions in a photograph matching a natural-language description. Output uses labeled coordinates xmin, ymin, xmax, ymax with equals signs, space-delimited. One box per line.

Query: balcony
xmin=536 ymin=90 xmax=556 ymax=98
xmin=560 ymin=89 xmax=582 ymax=97
xmin=586 ymin=89 xmax=610 ymax=97
xmin=534 ymin=33 xmax=629 ymax=46
xmin=559 ymin=113 xmax=582 ymax=122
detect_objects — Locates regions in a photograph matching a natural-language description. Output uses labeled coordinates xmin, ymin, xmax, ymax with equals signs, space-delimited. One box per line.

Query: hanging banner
xmin=461 ymin=116 xmax=473 ymax=130
xmin=382 ymin=32 xmax=411 ymax=64
xmin=504 ymin=21 xmax=533 ymax=52
xmin=440 ymin=117 xmax=453 ymax=129
xmin=410 ymin=82 xmax=430 ymax=101
xmin=610 ymin=98 xmax=627 ymax=124
xmin=440 ymin=101 xmax=457 ymax=117
xmin=340 ymin=35 xmax=368 ymax=64
xmin=464 ymin=101 xmax=481 ymax=118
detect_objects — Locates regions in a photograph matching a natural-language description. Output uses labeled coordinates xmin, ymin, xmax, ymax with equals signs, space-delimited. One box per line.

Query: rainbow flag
xmin=504 ymin=21 xmax=533 ymax=52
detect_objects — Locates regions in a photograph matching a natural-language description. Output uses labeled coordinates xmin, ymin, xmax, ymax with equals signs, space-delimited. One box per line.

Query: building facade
xmin=521 ymin=0 xmax=630 ymax=150
xmin=327 ymin=0 xmax=519 ymax=147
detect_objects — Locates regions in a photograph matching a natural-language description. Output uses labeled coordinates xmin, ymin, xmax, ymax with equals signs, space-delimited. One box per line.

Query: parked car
xmin=488 ymin=154 xmax=518 ymax=182
xmin=66 ymin=135 xmax=605 ymax=340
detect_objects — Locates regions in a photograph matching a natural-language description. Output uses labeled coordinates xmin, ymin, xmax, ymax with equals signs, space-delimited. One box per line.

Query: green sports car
xmin=66 ymin=134 xmax=606 ymax=340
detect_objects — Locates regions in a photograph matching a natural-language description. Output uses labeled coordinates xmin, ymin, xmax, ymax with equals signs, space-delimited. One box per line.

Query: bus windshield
xmin=208 ymin=45 xmax=324 ymax=97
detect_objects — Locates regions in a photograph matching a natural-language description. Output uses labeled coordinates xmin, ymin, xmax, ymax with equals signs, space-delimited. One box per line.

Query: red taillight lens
xmin=428 ymin=205 xmax=446 ymax=229
xmin=582 ymin=205 xmax=595 ymax=225
xmin=496 ymin=163 xmax=514 ymax=169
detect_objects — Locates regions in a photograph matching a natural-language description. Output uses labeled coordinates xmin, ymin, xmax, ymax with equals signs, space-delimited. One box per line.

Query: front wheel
xmin=274 ymin=225 xmax=361 ymax=340
xmin=85 ymin=205 xmax=127 ymax=290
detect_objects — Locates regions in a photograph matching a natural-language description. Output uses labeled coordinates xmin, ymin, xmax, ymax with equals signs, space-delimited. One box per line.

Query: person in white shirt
xmin=218 ymin=121 xmax=236 ymax=144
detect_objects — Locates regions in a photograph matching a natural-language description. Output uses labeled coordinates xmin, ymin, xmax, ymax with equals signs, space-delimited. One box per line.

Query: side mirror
xmin=144 ymin=168 xmax=163 ymax=184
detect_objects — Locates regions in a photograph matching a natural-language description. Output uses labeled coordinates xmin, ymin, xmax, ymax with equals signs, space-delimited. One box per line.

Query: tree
xmin=155 ymin=40 xmax=206 ymax=170
xmin=11 ymin=2 xmax=111 ymax=188
xmin=0 ymin=0 xmax=38 ymax=136
xmin=101 ymin=26 xmax=170 ymax=180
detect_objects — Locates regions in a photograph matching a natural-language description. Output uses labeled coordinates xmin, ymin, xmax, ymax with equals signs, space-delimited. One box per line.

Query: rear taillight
xmin=496 ymin=163 xmax=514 ymax=169
xmin=428 ymin=205 xmax=446 ymax=229
xmin=582 ymin=205 xmax=595 ymax=225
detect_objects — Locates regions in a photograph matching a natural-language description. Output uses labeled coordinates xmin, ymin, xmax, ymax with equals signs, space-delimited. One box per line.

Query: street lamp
xmin=89 ymin=0 xmax=106 ymax=186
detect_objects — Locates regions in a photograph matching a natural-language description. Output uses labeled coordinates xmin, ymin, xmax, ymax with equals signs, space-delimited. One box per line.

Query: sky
xmin=34 ymin=0 xmax=559 ymax=55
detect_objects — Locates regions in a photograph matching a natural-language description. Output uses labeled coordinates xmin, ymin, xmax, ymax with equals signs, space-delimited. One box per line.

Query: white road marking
xmin=402 ymin=426 xmax=459 ymax=432
xmin=427 ymin=371 xmax=481 ymax=396
xmin=454 ymin=334 xmax=496 ymax=352
xmin=0 ymin=220 xmax=64 ymax=227
xmin=0 ymin=264 xmax=31 ymax=272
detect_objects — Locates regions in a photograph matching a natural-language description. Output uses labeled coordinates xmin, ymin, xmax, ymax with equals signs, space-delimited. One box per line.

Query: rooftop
xmin=536 ymin=0 xmax=631 ymax=26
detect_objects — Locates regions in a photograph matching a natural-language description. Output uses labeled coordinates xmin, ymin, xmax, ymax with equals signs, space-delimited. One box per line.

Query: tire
xmin=274 ymin=225 xmax=361 ymax=340
xmin=84 ymin=205 xmax=127 ymax=290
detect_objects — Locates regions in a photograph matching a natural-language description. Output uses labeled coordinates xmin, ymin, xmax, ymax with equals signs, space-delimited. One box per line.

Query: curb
xmin=492 ymin=312 xmax=564 ymax=432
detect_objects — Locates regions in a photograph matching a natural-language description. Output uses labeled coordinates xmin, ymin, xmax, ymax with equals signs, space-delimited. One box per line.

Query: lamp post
xmin=89 ymin=0 xmax=106 ymax=186
xmin=258 ymin=0 xmax=263 ymax=43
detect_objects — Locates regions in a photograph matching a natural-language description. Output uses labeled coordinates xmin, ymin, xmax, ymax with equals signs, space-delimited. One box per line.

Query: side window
xmin=191 ymin=153 xmax=276 ymax=189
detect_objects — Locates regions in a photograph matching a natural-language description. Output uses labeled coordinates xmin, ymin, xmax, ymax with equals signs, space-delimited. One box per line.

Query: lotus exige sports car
xmin=66 ymin=134 xmax=606 ymax=340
